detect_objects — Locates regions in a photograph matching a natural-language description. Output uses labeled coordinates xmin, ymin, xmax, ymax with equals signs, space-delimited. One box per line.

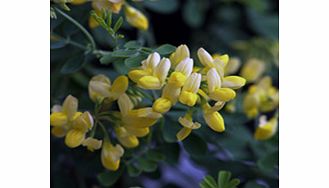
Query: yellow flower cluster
xmin=243 ymin=76 xmax=279 ymax=118
xmin=70 ymin=0 xmax=149 ymax=30
xmin=50 ymin=45 xmax=247 ymax=171
xmin=128 ymin=45 xmax=246 ymax=141
xmin=50 ymin=95 xmax=100 ymax=149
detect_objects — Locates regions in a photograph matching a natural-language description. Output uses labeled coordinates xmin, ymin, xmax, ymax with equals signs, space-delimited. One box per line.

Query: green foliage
xmin=90 ymin=10 xmax=124 ymax=41
xmin=97 ymin=166 xmax=124 ymax=187
xmin=144 ymin=0 xmax=179 ymax=14
xmin=155 ymin=44 xmax=177 ymax=55
xmin=182 ymin=133 xmax=208 ymax=157
xmin=200 ymin=171 xmax=240 ymax=188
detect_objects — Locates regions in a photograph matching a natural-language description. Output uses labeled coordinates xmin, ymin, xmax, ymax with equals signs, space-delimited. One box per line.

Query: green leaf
xmin=155 ymin=44 xmax=176 ymax=55
xmin=113 ymin=17 xmax=123 ymax=32
xmin=182 ymin=133 xmax=207 ymax=157
xmin=257 ymin=150 xmax=278 ymax=171
xmin=159 ymin=143 xmax=180 ymax=165
xmin=124 ymin=53 xmax=147 ymax=68
xmin=200 ymin=181 xmax=214 ymax=188
xmin=97 ymin=166 xmax=124 ymax=187
xmin=60 ymin=55 xmax=85 ymax=74
xmin=146 ymin=149 xmax=165 ymax=162
xmin=111 ymin=49 xmax=138 ymax=57
xmin=124 ymin=40 xmax=142 ymax=49
xmin=136 ymin=158 xmax=158 ymax=173
xmin=99 ymin=53 xmax=123 ymax=65
xmin=144 ymin=0 xmax=179 ymax=14
xmin=182 ymin=0 xmax=207 ymax=28
xmin=162 ymin=117 xmax=181 ymax=143
xmin=127 ymin=163 xmax=142 ymax=177
xmin=217 ymin=171 xmax=240 ymax=188
xmin=218 ymin=171 xmax=232 ymax=188
xmin=202 ymin=175 xmax=217 ymax=188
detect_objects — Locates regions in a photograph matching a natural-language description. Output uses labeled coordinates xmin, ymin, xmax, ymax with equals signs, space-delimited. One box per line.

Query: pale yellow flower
xmin=124 ymin=4 xmax=149 ymax=30
xmin=169 ymin=44 xmax=190 ymax=68
xmin=178 ymin=73 xmax=201 ymax=107
xmin=254 ymin=115 xmax=278 ymax=140
xmin=202 ymin=103 xmax=225 ymax=132
xmin=240 ymin=58 xmax=266 ymax=83
xmin=176 ymin=113 xmax=201 ymax=141
xmin=89 ymin=74 xmax=128 ymax=102
xmin=101 ymin=140 xmax=124 ymax=171
xmin=82 ymin=137 xmax=103 ymax=152
xmin=128 ymin=53 xmax=171 ymax=89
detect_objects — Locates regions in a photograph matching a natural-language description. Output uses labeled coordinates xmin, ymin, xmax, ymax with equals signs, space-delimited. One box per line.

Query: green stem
xmin=98 ymin=121 xmax=110 ymax=140
xmin=54 ymin=7 xmax=96 ymax=50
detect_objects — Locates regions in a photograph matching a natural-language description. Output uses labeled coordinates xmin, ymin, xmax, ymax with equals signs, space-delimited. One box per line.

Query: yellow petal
xmin=153 ymin=98 xmax=172 ymax=113
xmin=178 ymin=116 xmax=201 ymax=129
xmin=128 ymin=69 xmax=151 ymax=83
xmin=203 ymin=111 xmax=225 ymax=132
xmin=88 ymin=74 xmax=111 ymax=102
xmin=65 ymin=129 xmax=85 ymax=148
xmin=179 ymin=91 xmax=198 ymax=106
xmin=168 ymin=72 xmax=187 ymax=88
xmin=170 ymin=44 xmax=190 ymax=67
xmin=254 ymin=117 xmax=278 ymax=140
xmin=101 ymin=141 xmax=124 ymax=171
xmin=176 ymin=127 xmax=192 ymax=141
xmin=240 ymin=58 xmax=265 ymax=82
xmin=117 ymin=135 xmax=139 ymax=148
xmin=197 ymin=48 xmax=214 ymax=67
xmin=82 ymin=137 xmax=102 ymax=152
xmin=207 ymin=68 xmax=221 ymax=93
xmin=62 ymin=95 xmax=78 ymax=120
xmin=182 ymin=73 xmax=201 ymax=93
xmin=110 ymin=75 xmax=128 ymax=100
xmin=154 ymin=58 xmax=171 ymax=84
xmin=50 ymin=112 xmax=68 ymax=127
xmin=209 ymin=88 xmax=236 ymax=102
xmin=124 ymin=5 xmax=149 ymax=30
xmin=225 ymin=57 xmax=241 ymax=75
xmin=125 ymin=126 xmax=149 ymax=137
xmin=137 ymin=76 xmax=161 ymax=89
xmin=118 ymin=93 xmax=134 ymax=116
xmin=162 ymin=83 xmax=181 ymax=104
xmin=51 ymin=126 xmax=67 ymax=138
xmin=72 ymin=111 xmax=94 ymax=131
xmin=222 ymin=76 xmax=246 ymax=89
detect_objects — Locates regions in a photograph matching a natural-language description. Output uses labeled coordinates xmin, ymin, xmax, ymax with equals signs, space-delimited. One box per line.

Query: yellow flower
xmin=169 ymin=44 xmax=190 ymax=68
xmin=207 ymin=68 xmax=236 ymax=102
xmin=178 ymin=73 xmax=201 ymax=107
xmin=224 ymin=57 xmax=241 ymax=75
xmin=202 ymin=103 xmax=225 ymax=132
xmin=153 ymin=83 xmax=181 ymax=113
xmin=198 ymin=48 xmax=228 ymax=78
xmin=115 ymin=126 xmax=139 ymax=148
xmin=101 ymin=140 xmax=124 ymax=171
xmin=118 ymin=93 xmax=162 ymax=128
xmin=243 ymin=76 xmax=279 ymax=118
xmin=65 ymin=111 xmax=94 ymax=148
xmin=168 ymin=58 xmax=193 ymax=88
xmin=89 ymin=74 xmax=128 ymax=102
xmin=50 ymin=95 xmax=80 ymax=137
xmin=240 ymin=58 xmax=266 ymax=83
xmin=82 ymin=137 xmax=103 ymax=152
xmin=124 ymin=4 xmax=149 ymax=30
xmin=176 ymin=113 xmax=201 ymax=141
xmin=129 ymin=53 xmax=171 ymax=90
xmin=254 ymin=115 xmax=278 ymax=140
